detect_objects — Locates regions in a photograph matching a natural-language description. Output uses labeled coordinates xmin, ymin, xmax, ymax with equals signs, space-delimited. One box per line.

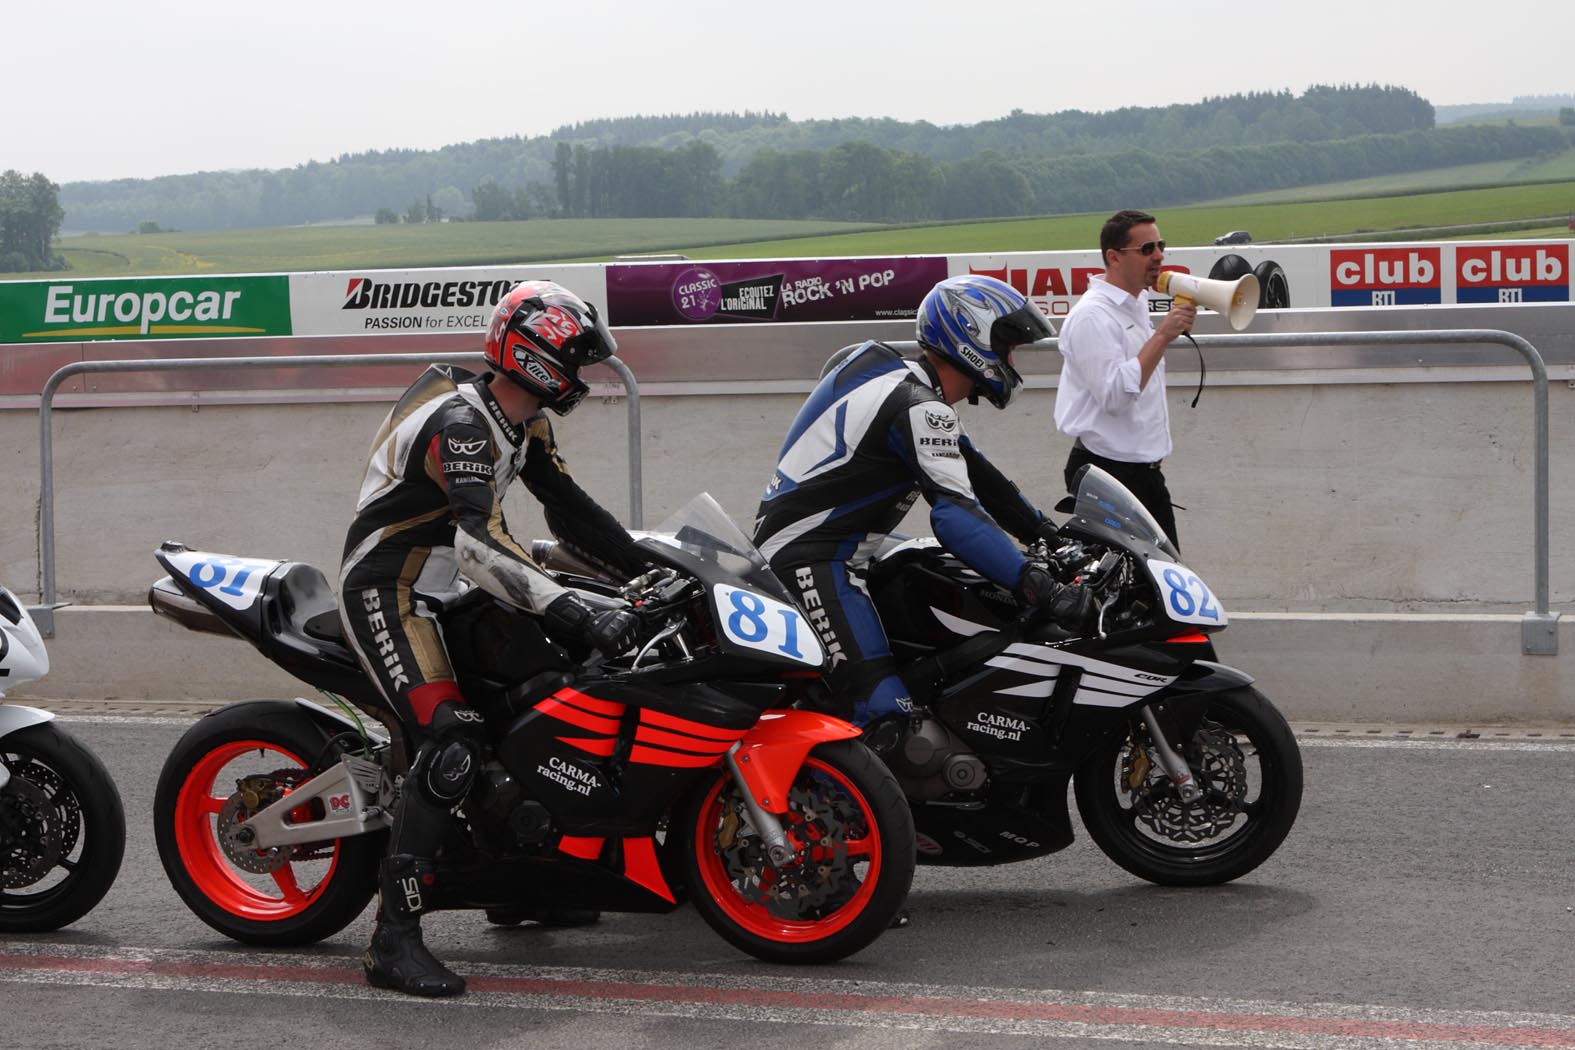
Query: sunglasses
xmin=1115 ymin=240 xmax=1166 ymax=256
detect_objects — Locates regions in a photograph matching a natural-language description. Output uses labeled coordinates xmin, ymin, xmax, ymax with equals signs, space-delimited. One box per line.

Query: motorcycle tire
xmin=679 ymin=739 xmax=915 ymax=964
xmin=0 ymin=723 xmax=126 ymax=932
xmin=1074 ymin=686 xmax=1303 ymax=887
xmin=153 ymin=701 xmax=382 ymax=946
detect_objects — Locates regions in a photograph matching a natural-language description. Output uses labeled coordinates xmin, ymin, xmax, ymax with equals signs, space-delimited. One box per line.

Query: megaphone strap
xmin=1182 ymin=332 xmax=1205 ymax=408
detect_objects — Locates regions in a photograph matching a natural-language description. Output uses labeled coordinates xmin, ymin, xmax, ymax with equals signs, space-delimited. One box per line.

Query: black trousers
xmin=1063 ymin=442 xmax=1181 ymax=552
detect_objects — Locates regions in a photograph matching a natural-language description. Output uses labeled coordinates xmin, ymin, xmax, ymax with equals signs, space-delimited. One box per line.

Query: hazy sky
xmin=7 ymin=0 xmax=1571 ymax=184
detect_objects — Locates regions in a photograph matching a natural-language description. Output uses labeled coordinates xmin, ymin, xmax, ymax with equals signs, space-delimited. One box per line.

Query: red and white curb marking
xmin=2 ymin=943 xmax=1572 ymax=1048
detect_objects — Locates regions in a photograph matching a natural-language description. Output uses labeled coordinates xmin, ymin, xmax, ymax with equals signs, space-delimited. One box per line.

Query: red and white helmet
xmin=483 ymin=281 xmax=617 ymax=415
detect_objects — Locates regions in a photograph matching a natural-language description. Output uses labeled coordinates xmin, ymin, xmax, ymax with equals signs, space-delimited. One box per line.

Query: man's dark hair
xmin=1100 ymin=209 xmax=1157 ymax=265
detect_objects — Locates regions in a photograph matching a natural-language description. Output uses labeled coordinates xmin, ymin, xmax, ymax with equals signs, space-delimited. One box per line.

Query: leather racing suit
xmin=340 ymin=363 xmax=645 ymax=731
xmin=752 ymin=342 xmax=1050 ymax=724
xmin=339 ymin=363 xmax=646 ymax=915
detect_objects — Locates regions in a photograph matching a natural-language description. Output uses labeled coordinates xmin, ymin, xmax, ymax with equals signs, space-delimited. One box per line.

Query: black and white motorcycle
xmin=853 ymin=464 xmax=1303 ymax=885
xmin=0 ymin=587 xmax=126 ymax=930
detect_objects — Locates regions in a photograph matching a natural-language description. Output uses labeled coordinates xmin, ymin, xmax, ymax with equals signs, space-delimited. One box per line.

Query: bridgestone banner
xmin=287 ymin=266 xmax=604 ymax=337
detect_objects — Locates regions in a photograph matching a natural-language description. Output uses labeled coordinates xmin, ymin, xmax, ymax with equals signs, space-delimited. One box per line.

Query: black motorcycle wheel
xmin=680 ymin=739 xmax=915 ymax=964
xmin=0 ymin=723 xmax=126 ymax=932
xmin=1074 ymin=687 xmax=1302 ymax=886
xmin=153 ymin=701 xmax=382 ymax=946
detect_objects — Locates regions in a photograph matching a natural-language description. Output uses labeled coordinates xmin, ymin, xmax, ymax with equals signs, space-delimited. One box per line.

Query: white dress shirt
xmin=1053 ymin=274 xmax=1172 ymax=464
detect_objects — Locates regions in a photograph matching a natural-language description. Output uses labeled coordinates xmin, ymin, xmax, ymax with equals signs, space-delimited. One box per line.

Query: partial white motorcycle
xmin=0 ymin=587 xmax=126 ymax=930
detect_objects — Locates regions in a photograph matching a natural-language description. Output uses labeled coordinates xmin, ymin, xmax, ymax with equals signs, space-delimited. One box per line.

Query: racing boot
xmin=363 ymin=854 xmax=465 ymax=998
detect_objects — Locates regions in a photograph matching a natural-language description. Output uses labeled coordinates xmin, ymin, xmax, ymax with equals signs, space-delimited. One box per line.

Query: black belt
xmin=1073 ymin=438 xmax=1162 ymax=470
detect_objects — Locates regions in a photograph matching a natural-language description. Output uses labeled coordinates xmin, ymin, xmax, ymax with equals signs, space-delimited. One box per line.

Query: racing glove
xmin=543 ymin=593 xmax=640 ymax=654
xmin=1016 ymin=565 xmax=1097 ymax=634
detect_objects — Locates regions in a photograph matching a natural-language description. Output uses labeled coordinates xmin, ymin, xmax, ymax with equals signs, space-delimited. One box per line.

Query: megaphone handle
xmin=1163 ymin=290 xmax=1205 ymax=407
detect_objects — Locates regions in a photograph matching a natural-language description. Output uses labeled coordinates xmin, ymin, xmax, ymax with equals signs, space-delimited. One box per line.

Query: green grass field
xmin=1209 ymin=153 xmax=1575 ymax=205
xmin=671 ymin=182 xmax=1575 ymax=261
xmin=9 ymin=161 xmax=1574 ymax=281
xmin=36 ymin=218 xmax=885 ymax=281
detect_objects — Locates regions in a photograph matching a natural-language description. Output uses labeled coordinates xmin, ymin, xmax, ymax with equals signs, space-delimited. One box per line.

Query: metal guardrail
xmin=31 ymin=351 xmax=642 ymax=635
xmin=827 ymin=329 xmax=1560 ymax=656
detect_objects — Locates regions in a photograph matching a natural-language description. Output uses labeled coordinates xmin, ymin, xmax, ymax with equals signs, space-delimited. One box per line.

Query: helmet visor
xmin=989 ymin=302 xmax=1055 ymax=357
xmin=533 ymin=291 xmax=617 ymax=369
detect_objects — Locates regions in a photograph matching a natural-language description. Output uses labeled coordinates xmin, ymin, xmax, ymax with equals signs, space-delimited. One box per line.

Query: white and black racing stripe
xmin=988 ymin=642 xmax=1176 ymax=708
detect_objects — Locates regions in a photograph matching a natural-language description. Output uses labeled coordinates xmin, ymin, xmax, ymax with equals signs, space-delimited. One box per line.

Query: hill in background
xmin=55 ymin=85 xmax=1574 ymax=237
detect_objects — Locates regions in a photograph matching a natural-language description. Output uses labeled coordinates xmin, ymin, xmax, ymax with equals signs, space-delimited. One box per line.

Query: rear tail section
xmin=149 ymin=543 xmax=386 ymax=712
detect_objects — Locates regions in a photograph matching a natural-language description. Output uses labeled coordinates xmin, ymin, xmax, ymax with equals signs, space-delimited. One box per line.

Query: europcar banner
xmin=0 ymin=275 xmax=291 ymax=343
xmin=287 ymin=265 xmax=605 ymax=336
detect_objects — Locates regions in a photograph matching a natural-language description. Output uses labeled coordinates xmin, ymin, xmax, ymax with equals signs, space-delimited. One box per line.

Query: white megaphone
xmin=1154 ymin=270 xmax=1259 ymax=331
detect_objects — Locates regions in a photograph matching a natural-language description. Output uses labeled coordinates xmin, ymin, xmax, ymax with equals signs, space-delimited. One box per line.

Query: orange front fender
xmin=730 ymin=709 xmax=861 ymax=815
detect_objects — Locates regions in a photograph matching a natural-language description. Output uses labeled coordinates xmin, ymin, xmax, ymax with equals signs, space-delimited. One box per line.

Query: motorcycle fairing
xmin=0 ymin=586 xmax=50 ymax=690
xmin=729 ymin=709 xmax=861 ymax=816
xmin=987 ymin=642 xmax=1179 ymax=709
xmin=911 ymin=782 xmax=1076 ymax=866
xmin=496 ymin=677 xmax=775 ymax=835
xmin=1144 ymin=558 xmax=1230 ymax=628
xmin=530 ymin=834 xmax=678 ymax=905
xmin=152 ymin=546 xmax=386 ymax=711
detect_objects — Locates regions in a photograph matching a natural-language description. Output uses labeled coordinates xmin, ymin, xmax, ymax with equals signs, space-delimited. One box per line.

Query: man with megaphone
xmin=1053 ymin=208 xmax=1196 ymax=550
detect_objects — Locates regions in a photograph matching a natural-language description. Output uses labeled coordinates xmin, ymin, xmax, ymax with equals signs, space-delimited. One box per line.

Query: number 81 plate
xmin=1144 ymin=558 xmax=1229 ymax=627
xmin=711 ymin=584 xmax=825 ymax=667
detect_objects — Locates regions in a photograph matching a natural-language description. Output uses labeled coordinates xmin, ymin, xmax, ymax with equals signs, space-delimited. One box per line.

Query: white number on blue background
xmin=1145 ymin=558 xmax=1229 ymax=626
xmin=166 ymin=551 xmax=281 ymax=611
xmin=712 ymin=584 xmax=824 ymax=667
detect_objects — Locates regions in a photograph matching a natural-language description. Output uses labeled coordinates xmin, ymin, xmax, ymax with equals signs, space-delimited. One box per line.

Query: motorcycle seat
xmin=303 ymin=609 xmax=346 ymax=645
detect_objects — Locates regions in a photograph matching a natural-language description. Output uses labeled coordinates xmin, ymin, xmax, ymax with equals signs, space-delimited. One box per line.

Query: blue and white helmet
xmin=915 ymin=275 xmax=1053 ymax=408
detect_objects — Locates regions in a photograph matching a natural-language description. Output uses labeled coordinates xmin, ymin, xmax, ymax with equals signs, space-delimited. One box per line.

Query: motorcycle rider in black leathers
xmin=339 ymin=281 xmax=646 ymax=997
xmin=753 ymin=274 xmax=1094 ymax=731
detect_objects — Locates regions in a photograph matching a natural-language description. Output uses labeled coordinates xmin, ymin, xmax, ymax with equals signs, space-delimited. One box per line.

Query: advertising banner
xmin=604 ymin=256 xmax=949 ymax=326
xmin=1329 ymin=247 xmax=1443 ymax=306
xmin=953 ymin=241 xmax=1573 ymax=317
xmin=1454 ymin=243 xmax=1569 ymax=304
xmin=288 ymin=265 xmax=605 ymax=337
xmin=0 ymin=275 xmax=291 ymax=343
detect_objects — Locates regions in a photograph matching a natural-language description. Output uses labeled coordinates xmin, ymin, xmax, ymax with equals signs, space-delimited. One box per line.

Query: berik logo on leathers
xmin=924 ymin=408 xmax=956 ymax=432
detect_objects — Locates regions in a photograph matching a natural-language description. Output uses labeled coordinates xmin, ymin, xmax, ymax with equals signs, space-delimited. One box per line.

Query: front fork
xmin=1141 ymin=706 xmax=1202 ymax=803
xmin=721 ymin=708 xmax=862 ymax=868
xmin=725 ymin=744 xmax=796 ymax=867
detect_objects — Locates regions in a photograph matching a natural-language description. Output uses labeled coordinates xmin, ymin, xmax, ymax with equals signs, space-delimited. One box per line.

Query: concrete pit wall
xmin=3 ymin=308 xmax=1571 ymax=723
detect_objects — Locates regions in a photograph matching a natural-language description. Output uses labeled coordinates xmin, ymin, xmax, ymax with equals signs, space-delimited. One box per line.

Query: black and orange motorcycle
xmin=148 ymin=494 xmax=914 ymax=964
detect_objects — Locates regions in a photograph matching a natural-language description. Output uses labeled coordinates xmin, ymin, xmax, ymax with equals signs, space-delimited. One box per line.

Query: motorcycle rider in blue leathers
xmin=753 ymin=275 xmax=1094 ymax=732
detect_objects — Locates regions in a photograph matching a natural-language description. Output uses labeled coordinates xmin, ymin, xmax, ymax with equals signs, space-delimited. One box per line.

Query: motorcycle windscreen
xmin=1060 ymin=465 xmax=1180 ymax=562
xmin=638 ymin=492 xmax=796 ymax=604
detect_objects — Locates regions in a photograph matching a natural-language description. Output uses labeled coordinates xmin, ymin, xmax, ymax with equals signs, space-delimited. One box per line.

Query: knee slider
xmin=410 ymin=736 xmax=479 ymax=806
xmin=410 ymin=703 xmax=486 ymax=807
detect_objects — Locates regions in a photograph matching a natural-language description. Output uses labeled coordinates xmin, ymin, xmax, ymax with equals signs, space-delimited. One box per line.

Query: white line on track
xmin=1 ymin=943 xmax=1572 ymax=1049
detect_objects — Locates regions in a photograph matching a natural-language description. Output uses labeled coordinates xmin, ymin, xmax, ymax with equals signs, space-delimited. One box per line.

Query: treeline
xmin=0 ymin=170 xmax=65 ymax=272
xmin=547 ymin=123 xmax=1570 ymax=223
xmin=50 ymin=86 xmax=1563 ymax=234
xmin=547 ymin=86 xmax=1436 ymax=167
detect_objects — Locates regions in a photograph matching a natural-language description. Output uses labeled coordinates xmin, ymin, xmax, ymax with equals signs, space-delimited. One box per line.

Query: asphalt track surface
xmin=2 ymin=715 xmax=1571 ymax=1050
